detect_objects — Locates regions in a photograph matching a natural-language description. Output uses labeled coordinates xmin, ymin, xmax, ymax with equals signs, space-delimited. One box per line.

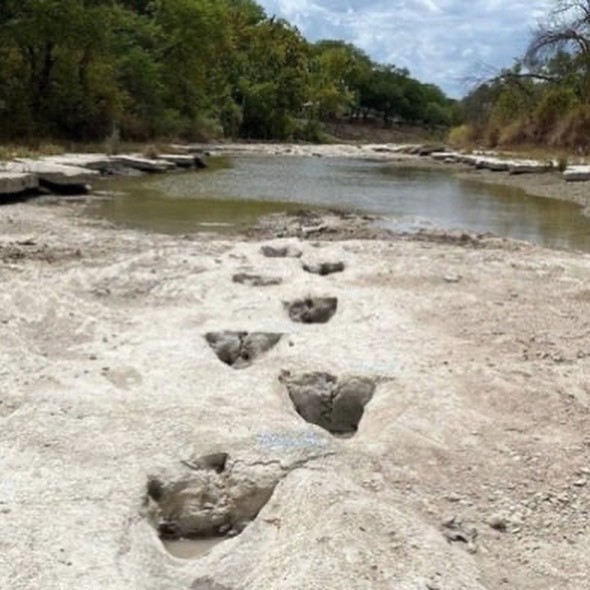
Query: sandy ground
xmin=1 ymin=196 xmax=590 ymax=590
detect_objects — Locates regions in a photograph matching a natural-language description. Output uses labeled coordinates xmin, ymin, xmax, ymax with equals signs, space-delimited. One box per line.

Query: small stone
xmin=445 ymin=493 xmax=461 ymax=503
xmin=573 ymin=479 xmax=587 ymax=488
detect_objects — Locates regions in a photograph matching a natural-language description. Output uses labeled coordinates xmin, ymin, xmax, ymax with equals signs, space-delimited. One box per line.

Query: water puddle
xmin=163 ymin=537 xmax=225 ymax=559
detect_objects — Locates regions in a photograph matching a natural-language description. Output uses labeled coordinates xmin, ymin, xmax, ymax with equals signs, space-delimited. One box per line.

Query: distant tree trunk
xmin=34 ymin=42 xmax=55 ymax=113
xmin=79 ymin=48 xmax=92 ymax=88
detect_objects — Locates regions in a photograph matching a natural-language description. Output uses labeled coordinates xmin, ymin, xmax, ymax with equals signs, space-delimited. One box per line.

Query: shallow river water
xmin=95 ymin=155 xmax=590 ymax=251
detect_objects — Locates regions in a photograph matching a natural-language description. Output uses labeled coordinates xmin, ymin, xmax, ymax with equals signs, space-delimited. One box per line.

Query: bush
xmin=142 ymin=144 xmax=160 ymax=159
xmin=447 ymin=124 xmax=476 ymax=148
xmin=548 ymin=105 xmax=590 ymax=151
xmin=497 ymin=119 xmax=529 ymax=146
xmin=534 ymin=87 xmax=578 ymax=133
xmin=188 ymin=113 xmax=224 ymax=142
xmin=293 ymin=118 xmax=331 ymax=142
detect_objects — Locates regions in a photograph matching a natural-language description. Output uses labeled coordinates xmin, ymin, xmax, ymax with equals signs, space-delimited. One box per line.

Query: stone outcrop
xmin=564 ymin=165 xmax=590 ymax=182
xmin=114 ymin=155 xmax=176 ymax=173
xmin=2 ymin=159 xmax=97 ymax=193
xmin=0 ymin=172 xmax=38 ymax=197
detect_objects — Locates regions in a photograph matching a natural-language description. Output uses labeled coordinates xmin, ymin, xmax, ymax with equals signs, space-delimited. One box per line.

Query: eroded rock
xmin=302 ymin=261 xmax=345 ymax=276
xmin=280 ymin=371 xmax=376 ymax=435
xmin=232 ymin=273 xmax=282 ymax=287
xmin=205 ymin=332 xmax=282 ymax=368
xmin=285 ymin=297 xmax=338 ymax=324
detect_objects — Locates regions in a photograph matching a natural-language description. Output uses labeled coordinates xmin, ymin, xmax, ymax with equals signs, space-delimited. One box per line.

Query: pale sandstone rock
xmin=1 ymin=202 xmax=589 ymax=590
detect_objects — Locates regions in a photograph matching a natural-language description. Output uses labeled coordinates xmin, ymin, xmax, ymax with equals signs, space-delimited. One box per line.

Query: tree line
xmin=455 ymin=0 xmax=590 ymax=151
xmin=0 ymin=0 xmax=458 ymax=143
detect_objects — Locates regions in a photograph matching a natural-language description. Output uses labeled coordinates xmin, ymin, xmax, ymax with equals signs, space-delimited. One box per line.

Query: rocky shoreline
xmin=2 ymin=142 xmax=590 ymax=218
xmin=0 ymin=150 xmax=208 ymax=199
xmin=1 ymin=192 xmax=590 ymax=589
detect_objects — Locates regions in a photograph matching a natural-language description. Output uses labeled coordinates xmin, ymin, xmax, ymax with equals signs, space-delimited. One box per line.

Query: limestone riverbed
xmin=1 ymin=198 xmax=590 ymax=590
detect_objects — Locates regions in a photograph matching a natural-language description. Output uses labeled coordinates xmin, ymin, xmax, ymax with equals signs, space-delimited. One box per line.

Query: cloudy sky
xmin=258 ymin=0 xmax=552 ymax=97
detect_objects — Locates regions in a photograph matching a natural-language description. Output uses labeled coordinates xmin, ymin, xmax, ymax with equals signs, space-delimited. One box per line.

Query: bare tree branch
xmin=526 ymin=0 xmax=590 ymax=64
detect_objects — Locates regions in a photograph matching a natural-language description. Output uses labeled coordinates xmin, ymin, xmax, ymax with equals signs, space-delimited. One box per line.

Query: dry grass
xmin=0 ymin=141 xmax=180 ymax=162
xmin=141 ymin=144 xmax=160 ymax=159
xmin=0 ymin=143 xmax=65 ymax=161
xmin=448 ymin=122 xmax=589 ymax=166
xmin=447 ymin=124 xmax=476 ymax=149
xmin=492 ymin=145 xmax=585 ymax=166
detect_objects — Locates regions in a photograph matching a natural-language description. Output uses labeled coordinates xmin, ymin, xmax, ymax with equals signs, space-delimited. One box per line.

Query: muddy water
xmin=163 ymin=538 xmax=224 ymax=559
xmin=94 ymin=155 xmax=590 ymax=251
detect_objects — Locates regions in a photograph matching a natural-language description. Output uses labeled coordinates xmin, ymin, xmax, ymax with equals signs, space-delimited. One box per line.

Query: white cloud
xmin=259 ymin=0 xmax=553 ymax=97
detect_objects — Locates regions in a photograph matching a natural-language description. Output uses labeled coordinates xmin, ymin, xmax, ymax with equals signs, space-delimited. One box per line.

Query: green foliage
xmin=0 ymin=0 xmax=456 ymax=142
xmin=533 ymin=87 xmax=578 ymax=131
xmin=461 ymin=2 xmax=590 ymax=149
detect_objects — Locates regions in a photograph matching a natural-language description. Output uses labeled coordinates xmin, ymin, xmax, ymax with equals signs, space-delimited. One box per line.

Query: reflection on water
xmin=93 ymin=155 xmax=590 ymax=251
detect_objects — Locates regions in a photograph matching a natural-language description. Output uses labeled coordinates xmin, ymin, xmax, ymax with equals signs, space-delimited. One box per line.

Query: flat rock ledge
xmin=0 ymin=150 xmax=209 ymax=199
xmin=0 ymin=171 xmax=39 ymax=198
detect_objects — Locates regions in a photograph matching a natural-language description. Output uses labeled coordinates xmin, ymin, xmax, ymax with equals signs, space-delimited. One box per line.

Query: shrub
xmin=447 ymin=124 xmax=476 ymax=148
xmin=534 ymin=87 xmax=578 ymax=134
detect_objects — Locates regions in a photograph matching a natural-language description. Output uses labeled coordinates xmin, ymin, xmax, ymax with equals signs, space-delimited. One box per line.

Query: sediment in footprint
xmin=280 ymin=371 xmax=376 ymax=435
xmin=261 ymin=245 xmax=302 ymax=258
xmin=285 ymin=297 xmax=338 ymax=324
xmin=146 ymin=453 xmax=279 ymax=553
xmin=302 ymin=262 xmax=345 ymax=276
xmin=205 ymin=332 xmax=282 ymax=369
xmin=232 ymin=273 xmax=282 ymax=287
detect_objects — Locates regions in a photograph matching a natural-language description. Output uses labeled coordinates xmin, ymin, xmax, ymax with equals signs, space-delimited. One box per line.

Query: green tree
xmin=0 ymin=0 xmax=456 ymax=142
xmin=238 ymin=18 xmax=310 ymax=138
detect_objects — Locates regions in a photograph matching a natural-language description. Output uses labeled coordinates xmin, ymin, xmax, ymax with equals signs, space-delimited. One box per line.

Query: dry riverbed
xmin=1 ymin=196 xmax=590 ymax=590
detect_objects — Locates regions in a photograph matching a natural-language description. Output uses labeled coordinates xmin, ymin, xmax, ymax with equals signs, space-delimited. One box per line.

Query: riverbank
xmin=1 ymin=197 xmax=590 ymax=590
xmin=3 ymin=142 xmax=589 ymax=218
